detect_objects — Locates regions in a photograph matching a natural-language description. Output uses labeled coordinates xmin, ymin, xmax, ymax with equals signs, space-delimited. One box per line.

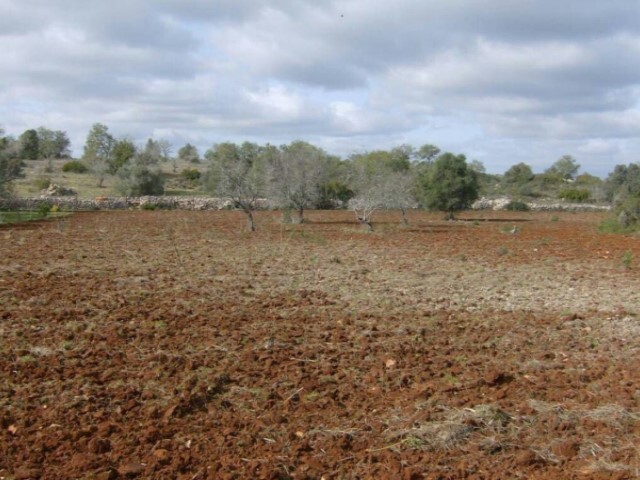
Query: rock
xmin=41 ymin=184 xmax=77 ymax=197
xmin=152 ymin=448 xmax=170 ymax=461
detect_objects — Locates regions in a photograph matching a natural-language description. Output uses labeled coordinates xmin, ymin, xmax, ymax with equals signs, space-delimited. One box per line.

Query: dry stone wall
xmin=0 ymin=196 xmax=261 ymax=211
xmin=1 ymin=195 xmax=611 ymax=212
xmin=472 ymin=196 xmax=611 ymax=212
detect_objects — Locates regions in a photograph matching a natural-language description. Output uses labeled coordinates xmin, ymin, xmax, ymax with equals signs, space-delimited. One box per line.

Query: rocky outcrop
xmin=41 ymin=184 xmax=77 ymax=197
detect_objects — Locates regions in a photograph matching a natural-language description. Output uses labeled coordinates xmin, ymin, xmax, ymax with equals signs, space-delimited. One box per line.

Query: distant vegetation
xmin=2 ymin=122 xmax=640 ymax=231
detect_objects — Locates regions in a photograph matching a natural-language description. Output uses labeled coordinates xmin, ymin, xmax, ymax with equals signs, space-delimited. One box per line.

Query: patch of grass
xmin=622 ymin=250 xmax=633 ymax=269
xmin=504 ymin=200 xmax=530 ymax=211
xmin=0 ymin=209 xmax=69 ymax=225
xmin=598 ymin=212 xmax=640 ymax=234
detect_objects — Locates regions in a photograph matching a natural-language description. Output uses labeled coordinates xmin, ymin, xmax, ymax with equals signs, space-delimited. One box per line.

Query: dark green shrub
xmin=504 ymin=200 xmax=530 ymax=211
xmin=37 ymin=203 xmax=51 ymax=216
xmin=62 ymin=160 xmax=89 ymax=173
xmin=558 ymin=188 xmax=590 ymax=202
xmin=180 ymin=168 xmax=201 ymax=181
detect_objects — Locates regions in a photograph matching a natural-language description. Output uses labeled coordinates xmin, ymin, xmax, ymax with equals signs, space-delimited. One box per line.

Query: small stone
xmin=152 ymin=448 xmax=170 ymax=460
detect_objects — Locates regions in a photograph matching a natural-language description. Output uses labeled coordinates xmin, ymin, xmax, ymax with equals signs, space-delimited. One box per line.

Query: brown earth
xmin=1 ymin=209 xmax=639 ymax=479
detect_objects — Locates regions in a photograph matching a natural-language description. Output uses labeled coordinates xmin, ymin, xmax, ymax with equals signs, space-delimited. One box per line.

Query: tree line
xmin=1 ymin=123 xmax=639 ymax=230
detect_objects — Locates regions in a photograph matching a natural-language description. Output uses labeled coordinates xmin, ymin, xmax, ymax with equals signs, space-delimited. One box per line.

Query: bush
xmin=62 ymin=160 xmax=89 ymax=173
xmin=599 ymin=196 xmax=640 ymax=233
xmin=115 ymin=164 xmax=165 ymax=196
xmin=504 ymin=200 xmax=530 ymax=211
xmin=180 ymin=168 xmax=201 ymax=181
xmin=558 ymin=188 xmax=590 ymax=202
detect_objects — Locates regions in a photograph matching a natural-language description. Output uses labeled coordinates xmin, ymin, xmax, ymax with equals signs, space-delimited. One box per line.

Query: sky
xmin=0 ymin=0 xmax=638 ymax=176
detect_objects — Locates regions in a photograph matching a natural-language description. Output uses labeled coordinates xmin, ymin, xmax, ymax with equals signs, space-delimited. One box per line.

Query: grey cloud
xmin=0 ymin=0 xmax=638 ymax=175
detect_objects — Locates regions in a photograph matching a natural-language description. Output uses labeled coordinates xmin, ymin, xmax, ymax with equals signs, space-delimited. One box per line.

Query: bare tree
xmin=349 ymin=171 xmax=416 ymax=231
xmin=205 ymin=142 xmax=266 ymax=231
xmin=268 ymin=141 xmax=329 ymax=223
xmin=348 ymin=148 xmax=417 ymax=231
xmin=383 ymin=171 xmax=417 ymax=226
xmin=157 ymin=139 xmax=172 ymax=163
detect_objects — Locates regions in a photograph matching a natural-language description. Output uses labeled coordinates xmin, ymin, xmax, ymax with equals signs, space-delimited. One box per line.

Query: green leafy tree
xmin=19 ymin=129 xmax=39 ymax=160
xmin=0 ymin=128 xmax=24 ymax=197
xmin=503 ymin=163 xmax=534 ymax=186
xmin=546 ymin=155 xmax=580 ymax=180
xmin=418 ymin=153 xmax=479 ymax=218
xmin=82 ymin=123 xmax=115 ymax=187
xmin=205 ymin=142 xmax=267 ymax=231
xmin=416 ymin=144 xmax=441 ymax=164
xmin=37 ymin=127 xmax=70 ymax=160
xmin=178 ymin=143 xmax=200 ymax=163
xmin=350 ymin=148 xmax=411 ymax=177
xmin=316 ymin=156 xmax=354 ymax=208
xmin=111 ymin=138 xmax=137 ymax=174
xmin=605 ymin=163 xmax=640 ymax=203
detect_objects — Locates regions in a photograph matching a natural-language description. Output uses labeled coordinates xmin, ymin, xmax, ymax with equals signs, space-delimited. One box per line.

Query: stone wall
xmin=0 ymin=196 xmax=259 ymax=211
xmin=472 ymin=196 xmax=611 ymax=212
xmin=1 ymin=195 xmax=612 ymax=212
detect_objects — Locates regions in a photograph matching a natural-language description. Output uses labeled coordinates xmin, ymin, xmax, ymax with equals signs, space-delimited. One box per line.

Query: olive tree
xmin=205 ymin=142 xmax=267 ymax=231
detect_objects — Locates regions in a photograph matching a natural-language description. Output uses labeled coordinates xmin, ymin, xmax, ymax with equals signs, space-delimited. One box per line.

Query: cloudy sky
xmin=1 ymin=0 xmax=638 ymax=176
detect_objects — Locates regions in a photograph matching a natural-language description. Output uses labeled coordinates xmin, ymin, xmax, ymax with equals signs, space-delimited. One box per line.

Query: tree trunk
xmin=401 ymin=208 xmax=409 ymax=226
xmin=244 ymin=208 xmax=256 ymax=232
xmin=358 ymin=216 xmax=373 ymax=232
xmin=297 ymin=206 xmax=304 ymax=224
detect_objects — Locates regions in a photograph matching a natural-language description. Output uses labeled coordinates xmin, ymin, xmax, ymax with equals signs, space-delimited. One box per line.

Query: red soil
xmin=1 ymin=210 xmax=639 ymax=479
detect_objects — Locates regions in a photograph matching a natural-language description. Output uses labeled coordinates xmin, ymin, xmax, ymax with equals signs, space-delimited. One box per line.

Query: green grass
xmin=13 ymin=158 xmax=207 ymax=199
xmin=0 ymin=210 xmax=70 ymax=225
xmin=598 ymin=216 xmax=640 ymax=234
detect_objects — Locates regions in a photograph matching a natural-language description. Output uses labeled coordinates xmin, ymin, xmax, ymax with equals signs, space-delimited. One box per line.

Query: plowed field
xmin=1 ymin=210 xmax=640 ymax=479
